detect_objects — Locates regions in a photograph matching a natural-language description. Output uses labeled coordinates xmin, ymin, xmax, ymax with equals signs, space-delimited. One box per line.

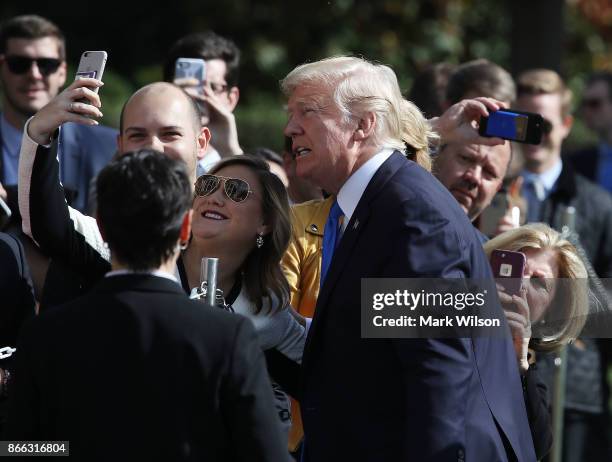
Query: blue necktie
xmin=320 ymin=200 xmax=344 ymax=287
xmin=524 ymin=177 xmax=545 ymax=223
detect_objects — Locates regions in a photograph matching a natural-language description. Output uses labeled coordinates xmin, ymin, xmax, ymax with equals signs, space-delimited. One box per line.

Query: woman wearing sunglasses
xmin=179 ymin=155 xmax=305 ymax=438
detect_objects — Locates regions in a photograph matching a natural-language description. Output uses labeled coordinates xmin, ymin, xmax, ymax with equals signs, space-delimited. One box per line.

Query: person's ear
xmin=560 ymin=114 xmax=574 ymax=140
xmin=197 ymin=127 xmax=211 ymax=160
xmin=117 ymin=133 xmax=123 ymax=153
xmin=257 ymin=223 xmax=271 ymax=237
xmin=227 ymin=86 xmax=239 ymax=111
xmin=180 ymin=210 xmax=193 ymax=244
xmin=354 ymin=112 xmax=376 ymax=141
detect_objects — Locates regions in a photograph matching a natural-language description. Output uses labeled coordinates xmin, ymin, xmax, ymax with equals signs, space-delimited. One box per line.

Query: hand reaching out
xmin=27 ymin=78 xmax=104 ymax=145
xmin=430 ymin=97 xmax=508 ymax=147
xmin=498 ymin=285 xmax=532 ymax=373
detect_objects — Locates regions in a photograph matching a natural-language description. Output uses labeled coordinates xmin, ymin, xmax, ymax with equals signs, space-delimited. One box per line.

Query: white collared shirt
xmin=521 ymin=158 xmax=563 ymax=200
xmin=337 ymin=147 xmax=395 ymax=231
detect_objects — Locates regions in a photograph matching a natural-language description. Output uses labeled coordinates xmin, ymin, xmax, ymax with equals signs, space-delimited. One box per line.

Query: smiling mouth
xmin=294 ymin=147 xmax=312 ymax=158
xmin=202 ymin=211 xmax=228 ymax=220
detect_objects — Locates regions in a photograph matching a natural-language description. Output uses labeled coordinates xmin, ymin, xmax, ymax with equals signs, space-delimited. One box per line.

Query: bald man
xmin=18 ymin=79 xmax=210 ymax=305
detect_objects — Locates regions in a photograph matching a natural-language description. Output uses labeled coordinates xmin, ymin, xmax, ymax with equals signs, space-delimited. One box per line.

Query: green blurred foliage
xmin=0 ymin=0 xmax=609 ymax=152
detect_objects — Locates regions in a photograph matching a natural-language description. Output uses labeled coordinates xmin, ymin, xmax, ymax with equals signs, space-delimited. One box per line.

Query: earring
xmin=256 ymin=233 xmax=264 ymax=248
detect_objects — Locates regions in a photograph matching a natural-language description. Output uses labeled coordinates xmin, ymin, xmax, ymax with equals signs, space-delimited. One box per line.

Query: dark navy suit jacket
xmin=300 ymin=152 xmax=536 ymax=461
xmin=0 ymin=118 xmax=116 ymax=215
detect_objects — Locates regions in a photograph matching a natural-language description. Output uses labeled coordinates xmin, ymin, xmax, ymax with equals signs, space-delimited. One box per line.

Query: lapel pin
xmin=353 ymin=219 xmax=359 ymax=230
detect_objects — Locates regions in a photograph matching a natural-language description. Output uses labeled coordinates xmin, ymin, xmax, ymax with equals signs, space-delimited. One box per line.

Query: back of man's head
xmin=96 ymin=150 xmax=192 ymax=271
xmin=446 ymin=59 xmax=516 ymax=105
xmin=162 ymin=31 xmax=240 ymax=86
xmin=516 ymin=69 xmax=573 ymax=118
xmin=0 ymin=15 xmax=65 ymax=60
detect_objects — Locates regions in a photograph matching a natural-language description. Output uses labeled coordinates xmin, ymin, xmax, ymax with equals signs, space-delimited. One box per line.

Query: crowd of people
xmin=1 ymin=13 xmax=612 ymax=462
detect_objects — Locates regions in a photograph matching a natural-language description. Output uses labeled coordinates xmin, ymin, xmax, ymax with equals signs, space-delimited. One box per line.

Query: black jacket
xmin=4 ymin=274 xmax=289 ymax=462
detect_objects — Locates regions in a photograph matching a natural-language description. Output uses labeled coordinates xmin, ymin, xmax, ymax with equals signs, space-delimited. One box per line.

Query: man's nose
xmin=463 ymin=166 xmax=482 ymax=188
xmin=28 ymin=61 xmax=43 ymax=80
xmin=283 ymin=116 xmax=302 ymax=138
xmin=144 ymin=136 xmax=164 ymax=152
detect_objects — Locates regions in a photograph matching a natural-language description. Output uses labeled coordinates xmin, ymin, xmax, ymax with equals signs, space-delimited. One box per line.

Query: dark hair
xmin=209 ymin=156 xmax=291 ymax=314
xmin=97 ymin=149 xmax=192 ymax=271
xmin=446 ymin=59 xmax=516 ymax=105
xmin=163 ymin=31 xmax=240 ymax=87
xmin=586 ymin=71 xmax=612 ymax=102
xmin=119 ymin=83 xmax=202 ymax=134
xmin=408 ymin=62 xmax=456 ymax=119
xmin=0 ymin=15 xmax=65 ymax=60
xmin=249 ymin=147 xmax=284 ymax=167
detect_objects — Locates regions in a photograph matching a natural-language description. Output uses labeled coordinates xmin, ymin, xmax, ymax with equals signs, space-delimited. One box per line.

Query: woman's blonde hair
xmin=281 ymin=56 xmax=437 ymax=171
xmin=483 ymin=223 xmax=589 ymax=352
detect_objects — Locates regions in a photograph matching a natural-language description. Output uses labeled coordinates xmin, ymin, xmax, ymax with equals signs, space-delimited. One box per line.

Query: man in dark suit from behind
xmin=281 ymin=56 xmax=536 ymax=461
xmin=4 ymin=150 xmax=289 ymax=462
xmin=566 ymin=71 xmax=612 ymax=193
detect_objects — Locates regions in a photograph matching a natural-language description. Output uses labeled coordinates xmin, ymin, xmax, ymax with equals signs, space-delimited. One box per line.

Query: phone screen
xmin=486 ymin=111 xmax=529 ymax=142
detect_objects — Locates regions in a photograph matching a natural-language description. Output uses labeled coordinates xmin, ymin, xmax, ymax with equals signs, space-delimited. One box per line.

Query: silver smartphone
xmin=174 ymin=58 xmax=206 ymax=95
xmin=75 ymin=51 xmax=107 ymax=90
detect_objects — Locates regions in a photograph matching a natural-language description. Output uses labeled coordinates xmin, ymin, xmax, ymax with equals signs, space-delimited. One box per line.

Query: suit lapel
xmin=303 ymin=152 xmax=407 ymax=360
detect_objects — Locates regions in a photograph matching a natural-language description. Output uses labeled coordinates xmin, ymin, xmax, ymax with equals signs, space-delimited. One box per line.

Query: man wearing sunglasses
xmin=515 ymin=68 xmax=612 ymax=462
xmin=0 ymin=15 xmax=116 ymax=217
xmin=566 ymin=71 xmax=612 ymax=193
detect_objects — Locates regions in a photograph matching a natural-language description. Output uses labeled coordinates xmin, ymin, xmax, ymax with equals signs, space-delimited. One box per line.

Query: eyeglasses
xmin=195 ymin=174 xmax=253 ymax=203
xmin=207 ymin=82 xmax=229 ymax=95
xmin=582 ymin=97 xmax=604 ymax=111
xmin=4 ymin=55 xmax=62 ymax=76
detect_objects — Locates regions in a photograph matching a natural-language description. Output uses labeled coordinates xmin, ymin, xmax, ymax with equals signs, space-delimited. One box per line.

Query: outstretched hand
xmin=27 ymin=78 xmax=104 ymax=145
xmin=430 ymin=97 xmax=508 ymax=147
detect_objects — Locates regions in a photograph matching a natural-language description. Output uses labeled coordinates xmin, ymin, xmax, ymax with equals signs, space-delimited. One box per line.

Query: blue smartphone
xmin=479 ymin=109 xmax=544 ymax=145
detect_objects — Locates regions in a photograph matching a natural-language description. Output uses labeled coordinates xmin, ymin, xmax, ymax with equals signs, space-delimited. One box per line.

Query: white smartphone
xmin=75 ymin=51 xmax=107 ymax=92
xmin=174 ymin=58 xmax=206 ymax=95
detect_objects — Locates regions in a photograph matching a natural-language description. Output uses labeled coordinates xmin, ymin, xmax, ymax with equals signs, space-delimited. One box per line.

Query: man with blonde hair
xmin=275 ymin=56 xmax=536 ymax=461
xmin=516 ymin=68 xmax=612 ymax=462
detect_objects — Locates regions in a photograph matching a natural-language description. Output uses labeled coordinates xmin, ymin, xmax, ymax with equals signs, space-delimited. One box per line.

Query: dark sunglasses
xmin=4 ymin=55 xmax=62 ymax=76
xmin=582 ymin=98 xmax=604 ymax=111
xmin=195 ymin=174 xmax=253 ymax=203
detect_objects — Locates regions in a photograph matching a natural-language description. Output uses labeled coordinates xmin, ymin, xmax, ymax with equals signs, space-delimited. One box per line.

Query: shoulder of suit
xmin=64 ymin=122 xmax=118 ymax=140
xmin=573 ymin=172 xmax=612 ymax=205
